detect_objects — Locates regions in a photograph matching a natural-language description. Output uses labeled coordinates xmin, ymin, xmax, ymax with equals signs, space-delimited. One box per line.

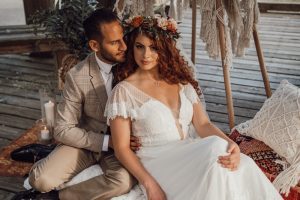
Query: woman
xmin=105 ymin=15 xmax=282 ymax=200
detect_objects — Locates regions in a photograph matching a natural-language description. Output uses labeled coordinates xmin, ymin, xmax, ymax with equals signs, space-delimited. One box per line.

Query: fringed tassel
xmin=144 ymin=0 xmax=154 ymax=16
xmin=113 ymin=0 xmax=126 ymax=19
xmin=254 ymin=0 xmax=260 ymax=24
xmin=223 ymin=0 xmax=243 ymax=56
xmin=130 ymin=0 xmax=145 ymax=16
xmin=175 ymin=0 xmax=189 ymax=22
xmin=273 ymin=151 xmax=300 ymax=196
xmin=176 ymin=0 xmax=183 ymax=21
xmin=183 ymin=0 xmax=190 ymax=10
xmin=169 ymin=0 xmax=177 ymax=20
xmin=236 ymin=0 xmax=256 ymax=56
xmin=199 ymin=0 xmax=219 ymax=59
xmin=224 ymin=25 xmax=233 ymax=69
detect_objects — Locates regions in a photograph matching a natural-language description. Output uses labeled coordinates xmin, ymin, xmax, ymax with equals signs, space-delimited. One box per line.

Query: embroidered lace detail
xmin=105 ymin=102 xmax=138 ymax=125
xmin=104 ymin=81 xmax=203 ymax=147
xmin=183 ymin=83 xmax=201 ymax=105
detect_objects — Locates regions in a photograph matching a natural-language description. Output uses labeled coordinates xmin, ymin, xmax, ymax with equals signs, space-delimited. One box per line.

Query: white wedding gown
xmin=104 ymin=81 xmax=282 ymax=200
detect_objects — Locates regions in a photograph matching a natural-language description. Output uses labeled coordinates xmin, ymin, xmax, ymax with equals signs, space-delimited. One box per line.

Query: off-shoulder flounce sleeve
xmin=104 ymin=83 xmax=137 ymax=126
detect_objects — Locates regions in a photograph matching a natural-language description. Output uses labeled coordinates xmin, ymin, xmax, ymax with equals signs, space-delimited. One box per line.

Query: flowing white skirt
xmin=113 ymin=136 xmax=282 ymax=200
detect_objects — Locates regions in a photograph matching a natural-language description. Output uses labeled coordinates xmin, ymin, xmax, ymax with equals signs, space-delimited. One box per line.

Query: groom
xmin=13 ymin=8 xmax=138 ymax=200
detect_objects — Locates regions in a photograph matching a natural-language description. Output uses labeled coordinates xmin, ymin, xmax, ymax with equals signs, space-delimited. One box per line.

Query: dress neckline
xmin=121 ymin=81 xmax=184 ymax=116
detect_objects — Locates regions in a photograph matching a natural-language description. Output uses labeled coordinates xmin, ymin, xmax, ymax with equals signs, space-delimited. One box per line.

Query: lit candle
xmin=44 ymin=100 xmax=55 ymax=127
xmin=40 ymin=127 xmax=50 ymax=140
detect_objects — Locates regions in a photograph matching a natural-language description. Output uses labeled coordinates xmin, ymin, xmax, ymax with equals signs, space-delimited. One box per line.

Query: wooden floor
xmin=0 ymin=11 xmax=299 ymax=199
xmin=181 ymin=11 xmax=300 ymax=132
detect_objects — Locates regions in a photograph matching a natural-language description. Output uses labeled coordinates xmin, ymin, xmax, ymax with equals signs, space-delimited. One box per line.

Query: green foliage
xmin=30 ymin=0 xmax=99 ymax=60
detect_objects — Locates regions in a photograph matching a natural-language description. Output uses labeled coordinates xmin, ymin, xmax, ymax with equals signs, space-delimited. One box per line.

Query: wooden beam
xmin=216 ymin=0 xmax=235 ymax=130
xmin=0 ymin=39 xmax=66 ymax=55
xmin=191 ymin=0 xmax=197 ymax=64
xmin=259 ymin=2 xmax=300 ymax=13
xmin=253 ymin=24 xmax=272 ymax=98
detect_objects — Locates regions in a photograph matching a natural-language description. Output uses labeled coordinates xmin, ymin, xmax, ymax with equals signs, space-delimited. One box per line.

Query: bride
xmin=105 ymin=15 xmax=282 ymax=200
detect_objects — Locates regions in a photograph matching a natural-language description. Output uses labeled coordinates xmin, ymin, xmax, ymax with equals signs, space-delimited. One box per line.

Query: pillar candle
xmin=44 ymin=100 xmax=55 ymax=127
xmin=41 ymin=127 xmax=50 ymax=140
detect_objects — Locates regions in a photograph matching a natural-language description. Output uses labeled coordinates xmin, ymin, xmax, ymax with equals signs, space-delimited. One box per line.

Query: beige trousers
xmin=29 ymin=144 xmax=135 ymax=200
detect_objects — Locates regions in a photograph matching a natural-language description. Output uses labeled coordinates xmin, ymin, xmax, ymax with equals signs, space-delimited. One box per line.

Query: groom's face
xmin=96 ymin=21 xmax=127 ymax=64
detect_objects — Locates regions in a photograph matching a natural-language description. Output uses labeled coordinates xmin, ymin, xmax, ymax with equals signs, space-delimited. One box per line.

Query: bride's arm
xmin=110 ymin=117 xmax=166 ymax=200
xmin=192 ymin=102 xmax=240 ymax=170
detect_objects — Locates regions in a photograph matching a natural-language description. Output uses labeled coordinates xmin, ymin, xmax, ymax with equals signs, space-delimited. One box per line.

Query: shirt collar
xmin=95 ymin=54 xmax=113 ymax=74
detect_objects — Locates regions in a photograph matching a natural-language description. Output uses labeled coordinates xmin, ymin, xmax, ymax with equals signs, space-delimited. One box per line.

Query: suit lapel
xmin=89 ymin=53 xmax=108 ymax=112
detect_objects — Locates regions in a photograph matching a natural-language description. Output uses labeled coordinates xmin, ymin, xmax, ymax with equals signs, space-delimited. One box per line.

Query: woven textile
xmin=229 ymin=129 xmax=300 ymax=200
xmin=0 ymin=123 xmax=43 ymax=176
xmin=229 ymin=129 xmax=285 ymax=176
xmin=235 ymin=80 xmax=300 ymax=195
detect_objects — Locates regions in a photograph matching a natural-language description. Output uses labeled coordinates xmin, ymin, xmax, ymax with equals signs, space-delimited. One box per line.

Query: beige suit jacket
xmin=54 ymin=53 xmax=108 ymax=154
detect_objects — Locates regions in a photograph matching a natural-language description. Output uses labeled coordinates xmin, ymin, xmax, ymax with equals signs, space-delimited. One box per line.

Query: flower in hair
xmin=123 ymin=15 xmax=180 ymax=40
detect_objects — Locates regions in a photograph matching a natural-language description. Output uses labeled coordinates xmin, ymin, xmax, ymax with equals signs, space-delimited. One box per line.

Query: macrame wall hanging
xmin=113 ymin=0 xmax=258 ymax=61
xmin=197 ymin=0 xmax=260 ymax=69
xmin=114 ymin=0 xmax=189 ymax=21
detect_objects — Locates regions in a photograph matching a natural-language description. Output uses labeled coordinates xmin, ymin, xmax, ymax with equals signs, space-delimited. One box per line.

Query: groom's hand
xmin=218 ymin=142 xmax=240 ymax=171
xmin=108 ymin=135 xmax=141 ymax=151
xmin=130 ymin=135 xmax=141 ymax=151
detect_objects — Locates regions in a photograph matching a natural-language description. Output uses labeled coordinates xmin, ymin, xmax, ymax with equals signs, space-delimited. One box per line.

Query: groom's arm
xmin=54 ymin=71 xmax=105 ymax=153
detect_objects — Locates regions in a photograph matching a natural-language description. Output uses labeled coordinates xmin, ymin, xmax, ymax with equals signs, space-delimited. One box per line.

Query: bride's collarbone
xmin=145 ymin=86 xmax=181 ymax=110
xmin=125 ymin=79 xmax=181 ymax=109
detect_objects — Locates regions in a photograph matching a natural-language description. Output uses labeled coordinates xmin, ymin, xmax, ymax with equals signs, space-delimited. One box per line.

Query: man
xmin=13 ymin=8 xmax=138 ymax=200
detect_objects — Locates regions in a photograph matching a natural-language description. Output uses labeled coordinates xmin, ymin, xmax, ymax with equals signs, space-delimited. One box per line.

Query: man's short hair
xmin=83 ymin=8 xmax=120 ymax=41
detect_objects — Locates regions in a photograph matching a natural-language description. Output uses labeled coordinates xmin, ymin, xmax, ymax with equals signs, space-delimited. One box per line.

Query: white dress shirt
xmin=95 ymin=55 xmax=113 ymax=151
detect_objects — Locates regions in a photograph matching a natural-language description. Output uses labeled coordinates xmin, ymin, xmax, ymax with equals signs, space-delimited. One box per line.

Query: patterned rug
xmin=230 ymin=129 xmax=300 ymax=200
xmin=0 ymin=123 xmax=43 ymax=177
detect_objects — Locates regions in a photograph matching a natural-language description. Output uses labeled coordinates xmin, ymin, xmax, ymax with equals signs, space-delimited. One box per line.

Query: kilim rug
xmin=0 ymin=123 xmax=43 ymax=177
xmin=230 ymin=129 xmax=300 ymax=200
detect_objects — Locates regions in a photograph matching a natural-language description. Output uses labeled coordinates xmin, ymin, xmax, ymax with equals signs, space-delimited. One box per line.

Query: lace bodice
xmin=105 ymin=81 xmax=200 ymax=147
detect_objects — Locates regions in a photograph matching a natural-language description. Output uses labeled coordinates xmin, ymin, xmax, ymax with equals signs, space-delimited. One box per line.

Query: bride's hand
xmin=218 ymin=141 xmax=240 ymax=171
xmin=144 ymin=179 xmax=167 ymax=200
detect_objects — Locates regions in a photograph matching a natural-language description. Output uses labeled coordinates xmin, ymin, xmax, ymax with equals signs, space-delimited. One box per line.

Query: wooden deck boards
xmin=0 ymin=54 xmax=56 ymax=198
xmin=0 ymin=11 xmax=299 ymax=198
xmin=180 ymin=11 xmax=300 ymax=132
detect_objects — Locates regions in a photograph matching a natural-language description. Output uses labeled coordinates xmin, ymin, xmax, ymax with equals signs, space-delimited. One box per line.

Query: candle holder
xmin=35 ymin=119 xmax=53 ymax=144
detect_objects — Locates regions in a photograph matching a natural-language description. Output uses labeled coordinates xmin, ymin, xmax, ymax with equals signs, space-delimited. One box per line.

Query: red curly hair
xmin=115 ymin=29 xmax=201 ymax=95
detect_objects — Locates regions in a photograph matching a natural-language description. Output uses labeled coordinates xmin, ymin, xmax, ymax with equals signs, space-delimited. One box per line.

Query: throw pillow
xmin=235 ymin=80 xmax=300 ymax=195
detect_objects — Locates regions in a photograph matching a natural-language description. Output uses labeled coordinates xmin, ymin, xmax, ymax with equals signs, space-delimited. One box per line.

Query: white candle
xmin=41 ymin=127 xmax=50 ymax=140
xmin=44 ymin=100 xmax=55 ymax=127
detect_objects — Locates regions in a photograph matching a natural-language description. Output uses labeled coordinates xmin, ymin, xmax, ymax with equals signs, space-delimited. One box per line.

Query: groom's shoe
xmin=10 ymin=143 xmax=57 ymax=163
xmin=12 ymin=189 xmax=59 ymax=200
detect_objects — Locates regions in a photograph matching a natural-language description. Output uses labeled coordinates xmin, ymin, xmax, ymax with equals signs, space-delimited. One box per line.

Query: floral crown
xmin=123 ymin=15 xmax=180 ymax=40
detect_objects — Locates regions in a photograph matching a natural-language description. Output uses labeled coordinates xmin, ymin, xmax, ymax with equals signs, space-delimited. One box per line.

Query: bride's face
xmin=133 ymin=34 xmax=158 ymax=71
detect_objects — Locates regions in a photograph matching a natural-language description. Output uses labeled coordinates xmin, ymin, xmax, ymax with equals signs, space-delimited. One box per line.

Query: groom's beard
xmin=98 ymin=46 xmax=126 ymax=64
